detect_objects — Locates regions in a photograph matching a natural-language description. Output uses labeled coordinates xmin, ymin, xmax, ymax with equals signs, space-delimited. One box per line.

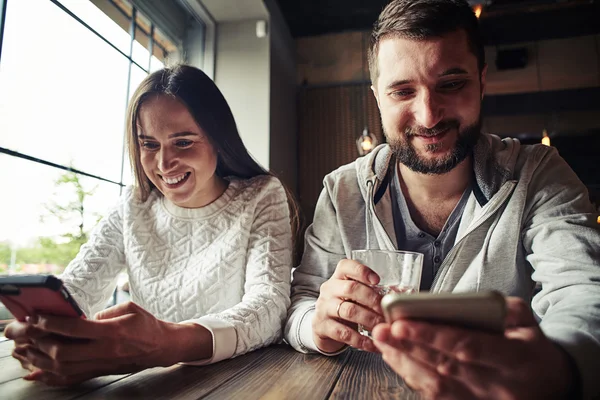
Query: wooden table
xmin=0 ymin=338 xmax=419 ymax=399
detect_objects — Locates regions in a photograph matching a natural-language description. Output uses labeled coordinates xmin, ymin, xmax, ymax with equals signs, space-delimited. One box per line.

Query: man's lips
xmin=412 ymin=128 xmax=451 ymax=144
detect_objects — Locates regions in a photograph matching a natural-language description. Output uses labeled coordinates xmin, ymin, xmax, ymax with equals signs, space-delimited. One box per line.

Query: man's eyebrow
xmin=439 ymin=67 xmax=469 ymax=77
xmin=386 ymin=79 xmax=413 ymax=89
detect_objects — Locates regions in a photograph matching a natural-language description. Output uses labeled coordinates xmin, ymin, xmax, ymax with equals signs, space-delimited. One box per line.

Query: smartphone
xmin=0 ymin=275 xmax=85 ymax=321
xmin=381 ymin=291 xmax=506 ymax=334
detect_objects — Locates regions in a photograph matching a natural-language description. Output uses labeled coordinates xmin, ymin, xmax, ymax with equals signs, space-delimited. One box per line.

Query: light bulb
xmin=542 ymin=129 xmax=550 ymax=146
xmin=356 ymin=129 xmax=378 ymax=155
xmin=360 ymin=137 xmax=373 ymax=152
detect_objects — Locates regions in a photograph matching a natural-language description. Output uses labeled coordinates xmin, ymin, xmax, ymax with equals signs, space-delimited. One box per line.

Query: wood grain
xmin=0 ymin=342 xmax=423 ymax=399
xmin=0 ymin=338 xmax=13 ymax=358
xmin=0 ymin=354 xmax=29 ymax=385
xmin=203 ymin=345 xmax=350 ymax=400
xmin=330 ymin=350 xmax=421 ymax=400
xmin=79 ymin=345 xmax=270 ymax=400
xmin=0 ymin=373 xmax=131 ymax=400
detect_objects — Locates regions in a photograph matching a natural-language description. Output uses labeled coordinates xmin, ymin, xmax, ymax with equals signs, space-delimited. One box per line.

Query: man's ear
xmin=371 ymin=85 xmax=381 ymax=110
xmin=480 ymin=63 xmax=488 ymax=100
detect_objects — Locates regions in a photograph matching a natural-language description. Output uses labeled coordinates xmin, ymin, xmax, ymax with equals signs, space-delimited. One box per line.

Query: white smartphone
xmin=381 ymin=291 xmax=506 ymax=334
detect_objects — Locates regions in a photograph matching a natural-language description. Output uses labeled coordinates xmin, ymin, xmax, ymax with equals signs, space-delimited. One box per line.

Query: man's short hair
xmin=368 ymin=0 xmax=485 ymax=83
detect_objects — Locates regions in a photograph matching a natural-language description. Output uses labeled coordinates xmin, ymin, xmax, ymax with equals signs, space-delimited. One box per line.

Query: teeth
xmin=163 ymin=173 xmax=187 ymax=185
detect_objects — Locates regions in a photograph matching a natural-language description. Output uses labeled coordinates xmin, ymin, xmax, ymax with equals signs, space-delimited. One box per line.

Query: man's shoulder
xmin=322 ymin=159 xmax=363 ymax=195
xmin=482 ymin=133 xmax=561 ymax=176
xmin=322 ymin=146 xmax=383 ymax=188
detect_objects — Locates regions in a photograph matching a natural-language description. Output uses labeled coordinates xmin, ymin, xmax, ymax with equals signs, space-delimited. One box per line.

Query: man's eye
xmin=175 ymin=140 xmax=193 ymax=147
xmin=141 ymin=141 xmax=159 ymax=150
xmin=390 ymin=90 xmax=414 ymax=98
xmin=440 ymin=81 xmax=466 ymax=91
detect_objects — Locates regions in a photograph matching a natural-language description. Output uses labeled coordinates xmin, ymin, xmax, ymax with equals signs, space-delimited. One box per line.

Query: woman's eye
xmin=141 ymin=141 xmax=159 ymax=150
xmin=175 ymin=140 xmax=193 ymax=147
xmin=440 ymin=80 xmax=466 ymax=91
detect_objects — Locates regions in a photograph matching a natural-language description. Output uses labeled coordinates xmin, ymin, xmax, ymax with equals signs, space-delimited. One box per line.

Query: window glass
xmin=0 ymin=0 xmax=129 ymax=183
xmin=0 ymin=153 xmax=121 ymax=274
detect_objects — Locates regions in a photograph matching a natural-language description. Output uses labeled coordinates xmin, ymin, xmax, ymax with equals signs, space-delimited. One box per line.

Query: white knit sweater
xmin=60 ymin=175 xmax=292 ymax=364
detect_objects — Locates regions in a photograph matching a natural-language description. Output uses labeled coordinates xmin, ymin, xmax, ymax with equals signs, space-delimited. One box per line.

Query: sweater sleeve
xmin=182 ymin=177 xmax=293 ymax=365
xmin=522 ymin=148 xmax=600 ymax=400
xmin=59 ymin=188 xmax=129 ymax=319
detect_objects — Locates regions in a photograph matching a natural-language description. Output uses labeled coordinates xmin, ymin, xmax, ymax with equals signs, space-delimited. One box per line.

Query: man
xmin=284 ymin=0 xmax=600 ymax=398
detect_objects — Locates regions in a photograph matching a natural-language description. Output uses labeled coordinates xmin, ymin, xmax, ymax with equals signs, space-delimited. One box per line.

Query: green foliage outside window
xmin=1 ymin=169 xmax=99 ymax=275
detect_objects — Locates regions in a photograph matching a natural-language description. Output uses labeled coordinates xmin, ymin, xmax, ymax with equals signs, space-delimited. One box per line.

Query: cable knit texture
xmin=60 ymin=175 xmax=292 ymax=364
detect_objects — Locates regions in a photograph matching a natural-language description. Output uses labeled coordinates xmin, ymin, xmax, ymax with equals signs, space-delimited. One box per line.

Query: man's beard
xmin=387 ymin=118 xmax=482 ymax=175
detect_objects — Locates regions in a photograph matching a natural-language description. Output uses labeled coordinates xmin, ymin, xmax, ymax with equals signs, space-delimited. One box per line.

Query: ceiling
xmin=201 ymin=0 xmax=268 ymax=22
xmin=275 ymin=0 xmax=600 ymax=44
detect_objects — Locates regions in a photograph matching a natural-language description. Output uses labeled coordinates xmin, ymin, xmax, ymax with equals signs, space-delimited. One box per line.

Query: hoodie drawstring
xmin=365 ymin=180 xmax=374 ymax=249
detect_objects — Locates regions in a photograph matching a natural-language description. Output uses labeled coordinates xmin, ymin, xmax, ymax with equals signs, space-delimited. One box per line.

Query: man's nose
xmin=413 ymin=91 xmax=443 ymax=129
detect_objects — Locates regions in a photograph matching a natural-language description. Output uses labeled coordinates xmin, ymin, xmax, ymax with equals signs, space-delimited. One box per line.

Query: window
xmin=0 ymin=0 xmax=211 ymax=334
xmin=0 ymin=0 xmax=193 ymax=332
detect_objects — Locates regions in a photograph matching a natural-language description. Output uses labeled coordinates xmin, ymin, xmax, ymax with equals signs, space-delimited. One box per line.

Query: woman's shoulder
xmin=229 ymin=175 xmax=285 ymax=201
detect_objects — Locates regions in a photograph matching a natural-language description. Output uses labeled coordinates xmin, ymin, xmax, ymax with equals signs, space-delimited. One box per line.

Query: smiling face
xmin=137 ymin=94 xmax=224 ymax=208
xmin=372 ymin=29 xmax=486 ymax=174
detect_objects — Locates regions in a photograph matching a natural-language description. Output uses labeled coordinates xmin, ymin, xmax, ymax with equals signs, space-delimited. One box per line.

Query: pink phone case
xmin=0 ymin=275 xmax=85 ymax=321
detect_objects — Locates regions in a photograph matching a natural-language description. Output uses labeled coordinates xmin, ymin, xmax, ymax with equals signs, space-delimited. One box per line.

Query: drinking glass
xmin=351 ymin=249 xmax=423 ymax=337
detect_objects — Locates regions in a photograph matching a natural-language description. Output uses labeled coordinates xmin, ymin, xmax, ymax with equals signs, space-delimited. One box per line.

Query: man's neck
xmin=398 ymin=156 xmax=472 ymax=202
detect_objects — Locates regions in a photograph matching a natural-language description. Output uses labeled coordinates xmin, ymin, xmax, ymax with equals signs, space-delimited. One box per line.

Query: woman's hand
xmin=5 ymin=318 xmax=51 ymax=375
xmin=6 ymin=302 xmax=213 ymax=386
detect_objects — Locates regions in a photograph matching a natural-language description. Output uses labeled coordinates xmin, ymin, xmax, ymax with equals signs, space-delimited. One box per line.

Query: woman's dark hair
xmin=126 ymin=64 xmax=300 ymax=242
xmin=368 ymin=0 xmax=485 ymax=83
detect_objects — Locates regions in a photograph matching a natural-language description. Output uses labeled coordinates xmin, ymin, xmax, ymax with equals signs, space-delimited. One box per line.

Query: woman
xmin=5 ymin=65 xmax=296 ymax=386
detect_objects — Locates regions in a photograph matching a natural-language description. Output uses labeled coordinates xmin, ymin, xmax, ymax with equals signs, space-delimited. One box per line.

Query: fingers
xmin=390 ymin=338 xmax=495 ymax=398
xmin=4 ymin=321 xmax=47 ymax=344
xmin=387 ymin=320 xmax=522 ymax=370
xmin=313 ymin=317 xmax=376 ymax=353
xmin=333 ymin=297 xmax=384 ymax=328
xmin=32 ymin=336 xmax=120 ymax=363
xmin=12 ymin=348 xmax=35 ymax=372
xmin=374 ymin=337 xmax=476 ymax=400
xmin=31 ymin=314 xmax=111 ymax=339
xmin=312 ymin=259 xmax=385 ymax=351
xmin=95 ymin=301 xmax=143 ymax=320
xmin=320 ymin=276 xmax=383 ymax=316
xmin=16 ymin=345 xmax=110 ymax=377
xmin=504 ymin=297 xmax=537 ymax=329
xmin=332 ymin=259 xmax=379 ymax=286
xmin=24 ymin=369 xmax=99 ymax=387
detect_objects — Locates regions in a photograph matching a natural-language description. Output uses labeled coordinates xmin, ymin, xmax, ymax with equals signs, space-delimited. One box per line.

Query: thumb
xmin=504 ymin=296 xmax=537 ymax=328
xmin=94 ymin=301 xmax=142 ymax=320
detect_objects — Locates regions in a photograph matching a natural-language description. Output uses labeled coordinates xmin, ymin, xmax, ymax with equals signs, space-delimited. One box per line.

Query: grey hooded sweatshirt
xmin=285 ymin=133 xmax=600 ymax=399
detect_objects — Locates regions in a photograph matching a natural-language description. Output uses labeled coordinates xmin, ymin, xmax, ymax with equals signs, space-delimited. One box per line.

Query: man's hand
xmin=6 ymin=302 xmax=212 ymax=386
xmin=372 ymin=297 xmax=576 ymax=400
xmin=312 ymin=258 xmax=385 ymax=353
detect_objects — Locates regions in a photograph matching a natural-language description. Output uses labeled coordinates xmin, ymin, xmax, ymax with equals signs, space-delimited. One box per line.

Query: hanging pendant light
xmin=356 ymin=33 xmax=377 ymax=156
xmin=357 ymin=127 xmax=378 ymax=155
xmin=541 ymin=129 xmax=551 ymax=146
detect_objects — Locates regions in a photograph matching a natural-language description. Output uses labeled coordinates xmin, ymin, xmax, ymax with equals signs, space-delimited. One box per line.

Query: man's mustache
xmin=405 ymin=120 xmax=460 ymax=137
